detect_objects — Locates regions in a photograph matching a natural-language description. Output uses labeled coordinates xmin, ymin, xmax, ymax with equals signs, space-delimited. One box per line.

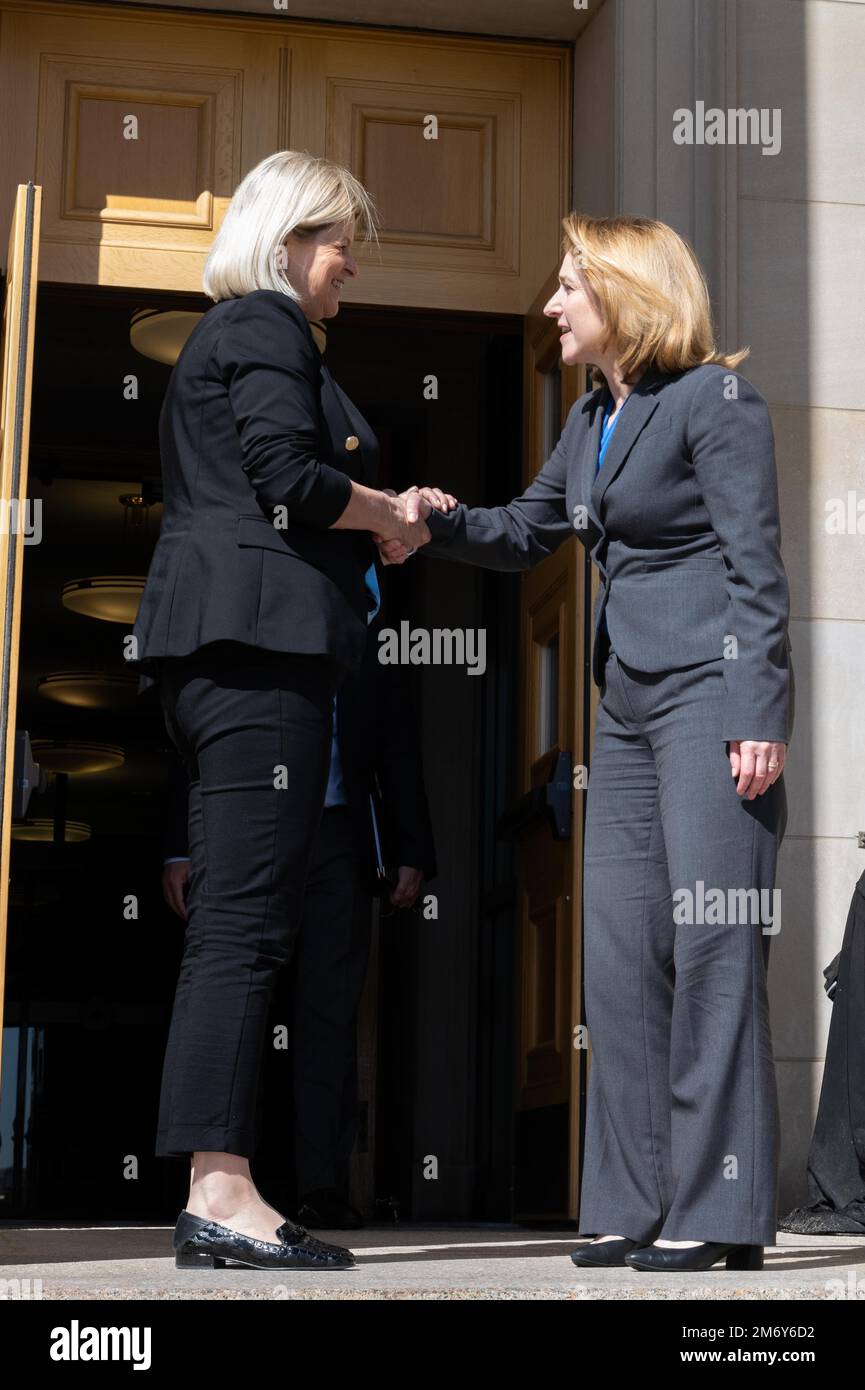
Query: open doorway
xmin=1 ymin=284 xmax=525 ymax=1223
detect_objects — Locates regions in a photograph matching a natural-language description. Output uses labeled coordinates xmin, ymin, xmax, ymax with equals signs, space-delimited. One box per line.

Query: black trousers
xmin=154 ymin=641 xmax=339 ymax=1159
xmin=259 ymin=803 xmax=373 ymax=1198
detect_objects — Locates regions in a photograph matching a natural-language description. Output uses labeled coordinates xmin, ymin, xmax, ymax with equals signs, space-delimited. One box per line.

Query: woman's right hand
xmin=375 ymin=485 xmax=458 ymax=564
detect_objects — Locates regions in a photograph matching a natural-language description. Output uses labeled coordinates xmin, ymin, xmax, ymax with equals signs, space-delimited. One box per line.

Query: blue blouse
xmin=597 ymin=390 xmax=629 ymax=473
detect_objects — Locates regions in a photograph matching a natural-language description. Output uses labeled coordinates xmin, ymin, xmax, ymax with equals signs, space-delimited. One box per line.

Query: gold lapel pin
xmin=344 ymin=435 xmax=360 ymax=451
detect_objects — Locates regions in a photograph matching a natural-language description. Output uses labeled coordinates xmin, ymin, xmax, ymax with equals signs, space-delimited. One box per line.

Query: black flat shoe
xmin=297 ymin=1187 xmax=364 ymax=1230
xmin=571 ymin=1237 xmax=640 ymax=1267
xmin=625 ymin=1241 xmax=764 ymax=1272
xmin=173 ymin=1209 xmax=356 ymax=1270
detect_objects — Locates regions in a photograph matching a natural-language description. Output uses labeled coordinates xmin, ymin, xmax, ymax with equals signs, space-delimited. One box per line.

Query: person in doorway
xmin=160 ymin=594 xmax=437 ymax=1231
xmin=379 ymin=214 xmax=795 ymax=1274
xmin=128 ymin=150 xmax=437 ymax=1273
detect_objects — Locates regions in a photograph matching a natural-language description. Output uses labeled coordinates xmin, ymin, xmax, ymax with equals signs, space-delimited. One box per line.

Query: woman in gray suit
xmin=380 ymin=214 xmax=793 ymax=1274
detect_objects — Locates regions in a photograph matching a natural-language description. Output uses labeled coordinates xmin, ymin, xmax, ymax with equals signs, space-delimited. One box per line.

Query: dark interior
xmin=0 ymin=282 xmax=525 ymax=1222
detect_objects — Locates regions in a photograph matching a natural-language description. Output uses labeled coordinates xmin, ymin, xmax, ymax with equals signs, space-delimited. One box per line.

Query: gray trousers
xmin=577 ymin=647 xmax=788 ymax=1246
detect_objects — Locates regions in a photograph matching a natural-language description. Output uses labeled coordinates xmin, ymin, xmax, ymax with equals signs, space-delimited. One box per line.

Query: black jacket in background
xmin=781 ymin=869 xmax=865 ymax=1235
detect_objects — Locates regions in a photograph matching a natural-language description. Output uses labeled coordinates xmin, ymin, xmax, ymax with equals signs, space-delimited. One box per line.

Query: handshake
xmin=372 ymin=485 xmax=459 ymax=566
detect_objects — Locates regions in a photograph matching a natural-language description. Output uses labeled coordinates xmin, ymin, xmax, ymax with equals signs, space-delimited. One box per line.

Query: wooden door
xmin=507 ymin=271 xmax=591 ymax=1219
xmin=0 ymin=183 xmax=42 ymax=1080
xmin=0 ymin=1 xmax=569 ymax=313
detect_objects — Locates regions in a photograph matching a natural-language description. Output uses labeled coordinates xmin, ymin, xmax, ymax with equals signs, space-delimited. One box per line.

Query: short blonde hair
xmin=561 ymin=213 xmax=748 ymax=384
xmin=203 ymin=150 xmax=380 ymax=303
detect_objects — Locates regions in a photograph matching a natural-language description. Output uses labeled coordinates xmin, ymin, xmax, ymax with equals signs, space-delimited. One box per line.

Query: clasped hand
xmin=373 ymin=485 xmax=458 ymax=564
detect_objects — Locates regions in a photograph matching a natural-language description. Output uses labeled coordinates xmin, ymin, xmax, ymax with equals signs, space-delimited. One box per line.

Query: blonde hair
xmin=561 ymin=213 xmax=748 ymax=385
xmin=203 ymin=150 xmax=380 ymax=303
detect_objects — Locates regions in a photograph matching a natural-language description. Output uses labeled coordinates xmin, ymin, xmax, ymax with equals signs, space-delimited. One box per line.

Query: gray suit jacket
xmin=421 ymin=362 xmax=794 ymax=745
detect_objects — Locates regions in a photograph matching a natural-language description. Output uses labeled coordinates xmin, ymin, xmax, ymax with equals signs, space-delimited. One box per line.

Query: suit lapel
xmin=319 ymin=361 xmax=371 ymax=485
xmin=309 ymin=319 xmax=372 ymax=485
xmin=586 ymin=364 xmax=666 ymax=524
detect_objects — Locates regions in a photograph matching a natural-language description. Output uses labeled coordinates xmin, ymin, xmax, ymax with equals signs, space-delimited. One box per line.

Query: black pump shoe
xmin=625 ymin=1240 xmax=764 ymax=1272
xmin=571 ymin=1237 xmax=640 ymax=1267
xmin=173 ymin=1209 xmax=356 ymax=1270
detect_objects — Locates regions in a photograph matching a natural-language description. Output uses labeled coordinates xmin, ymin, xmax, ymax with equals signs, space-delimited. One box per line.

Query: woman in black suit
xmin=131 ymin=151 xmax=432 ymax=1271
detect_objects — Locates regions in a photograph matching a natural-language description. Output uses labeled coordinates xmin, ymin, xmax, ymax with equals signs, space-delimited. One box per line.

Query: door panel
xmin=0 ymin=1 xmax=568 ymax=311
xmin=0 ymin=182 xmax=42 ymax=1079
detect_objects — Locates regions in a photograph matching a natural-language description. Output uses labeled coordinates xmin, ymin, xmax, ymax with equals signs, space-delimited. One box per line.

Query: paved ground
xmin=1 ymin=1224 xmax=864 ymax=1299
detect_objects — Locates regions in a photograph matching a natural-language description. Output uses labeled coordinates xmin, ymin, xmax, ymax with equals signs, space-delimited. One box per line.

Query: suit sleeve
xmin=419 ymin=400 xmax=581 ymax=570
xmin=216 ymin=292 xmax=354 ymax=527
xmin=687 ymin=368 xmax=792 ymax=744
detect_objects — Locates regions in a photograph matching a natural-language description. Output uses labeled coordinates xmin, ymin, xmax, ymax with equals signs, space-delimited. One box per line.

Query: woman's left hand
xmin=727 ymin=740 xmax=786 ymax=798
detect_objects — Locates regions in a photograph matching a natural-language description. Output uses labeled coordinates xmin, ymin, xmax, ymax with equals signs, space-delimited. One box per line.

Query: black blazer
xmin=130 ymin=290 xmax=379 ymax=691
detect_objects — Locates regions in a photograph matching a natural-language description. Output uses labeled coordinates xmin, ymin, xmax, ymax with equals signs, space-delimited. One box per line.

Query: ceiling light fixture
xmin=130 ymin=308 xmax=202 ymax=365
xmin=30 ymin=741 xmax=126 ymax=776
xmin=37 ymin=672 xmax=139 ymax=709
xmin=12 ymin=819 xmax=91 ymax=843
xmin=61 ymin=576 xmax=145 ymax=624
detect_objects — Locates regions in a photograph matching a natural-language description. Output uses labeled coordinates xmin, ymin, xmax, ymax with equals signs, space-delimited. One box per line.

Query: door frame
xmin=512 ymin=269 xmax=591 ymax=1219
xmin=0 ymin=182 xmax=42 ymax=1080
